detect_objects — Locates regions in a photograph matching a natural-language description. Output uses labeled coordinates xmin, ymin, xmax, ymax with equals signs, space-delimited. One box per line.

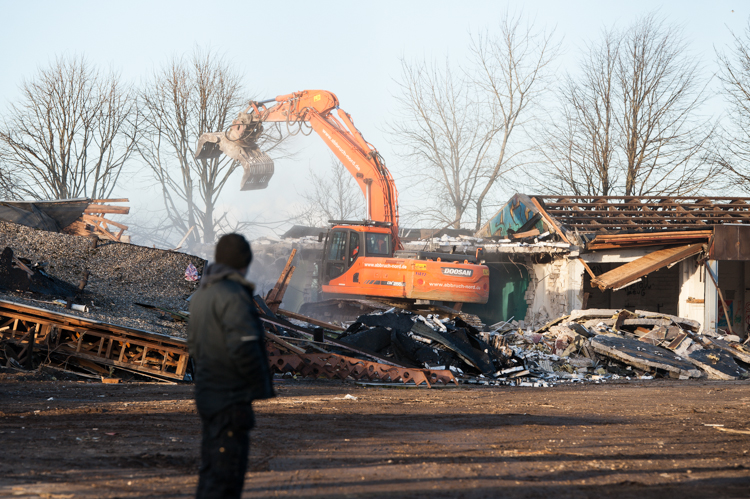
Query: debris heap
xmin=0 ymin=221 xmax=204 ymax=336
xmin=261 ymin=305 xmax=750 ymax=387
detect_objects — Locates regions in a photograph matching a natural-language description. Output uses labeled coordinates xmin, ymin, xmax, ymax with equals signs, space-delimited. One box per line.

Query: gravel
xmin=0 ymin=222 xmax=206 ymax=338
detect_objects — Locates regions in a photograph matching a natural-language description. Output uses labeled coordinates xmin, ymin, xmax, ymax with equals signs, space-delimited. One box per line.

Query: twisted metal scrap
xmin=267 ymin=348 xmax=456 ymax=387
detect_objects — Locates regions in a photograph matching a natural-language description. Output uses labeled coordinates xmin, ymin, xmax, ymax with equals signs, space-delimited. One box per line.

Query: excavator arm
xmin=195 ymin=90 xmax=401 ymax=248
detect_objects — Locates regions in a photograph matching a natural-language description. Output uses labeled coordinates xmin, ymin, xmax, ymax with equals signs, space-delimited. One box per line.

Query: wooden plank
xmin=510 ymin=229 xmax=540 ymax=239
xmin=592 ymin=230 xmax=713 ymax=241
xmin=276 ymin=309 xmax=346 ymax=332
xmin=591 ymin=244 xmax=704 ymax=291
xmin=268 ymin=266 xmax=295 ymax=313
xmin=83 ymin=206 xmax=131 ymax=215
xmin=531 ymin=197 xmax=570 ymax=243
xmin=81 ymin=214 xmax=129 ymax=230
xmin=266 ymin=331 xmax=307 ymax=355
xmin=266 ymin=249 xmax=297 ymax=306
xmin=705 ymin=264 xmax=734 ymax=335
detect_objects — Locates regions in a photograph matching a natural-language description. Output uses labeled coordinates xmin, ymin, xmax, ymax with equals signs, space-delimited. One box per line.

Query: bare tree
xmin=388 ymin=58 xmax=497 ymax=229
xmin=537 ymin=28 xmax=620 ymax=196
xmin=294 ymin=155 xmax=364 ymax=227
xmin=716 ymin=20 xmax=750 ymax=191
xmin=388 ymin=13 xmax=557 ymax=230
xmin=618 ymin=15 xmax=715 ymax=196
xmin=536 ymin=14 xmax=716 ymax=197
xmin=469 ymin=13 xmax=558 ymax=229
xmin=138 ymin=49 xmax=285 ymax=248
xmin=0 ymin=56 xmax=137 ymax=200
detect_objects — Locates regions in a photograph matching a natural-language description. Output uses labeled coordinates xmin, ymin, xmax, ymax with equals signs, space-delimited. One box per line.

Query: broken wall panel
xmin=711 ymin=225 xmax=750 ymax=260
xmin=589 ymin=335 xmax=703 ymax=379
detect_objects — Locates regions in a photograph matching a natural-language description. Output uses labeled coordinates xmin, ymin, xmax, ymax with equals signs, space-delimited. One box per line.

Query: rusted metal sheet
xmin=267 ymin=348 xmax=457 ymax=387
xmin=0 ymin=299 xmax=189 ymax=380
xmin=590 ymin=243 xmax=705 ymax=291
xmin=711 ymin=225 xmax=750 ymax=260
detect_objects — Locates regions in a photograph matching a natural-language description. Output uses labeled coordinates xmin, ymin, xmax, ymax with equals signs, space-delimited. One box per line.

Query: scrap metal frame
xmin=0 ymin=299 xmax=189 ymax=380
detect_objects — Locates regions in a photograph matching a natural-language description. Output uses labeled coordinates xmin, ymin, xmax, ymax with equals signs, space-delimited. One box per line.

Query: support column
xmin=704 ymin=260 xmax=719 ymax=335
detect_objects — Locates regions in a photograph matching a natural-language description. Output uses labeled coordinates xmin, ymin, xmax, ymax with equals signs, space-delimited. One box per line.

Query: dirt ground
xmin=0 ymin=369 xmax=748 ymax=499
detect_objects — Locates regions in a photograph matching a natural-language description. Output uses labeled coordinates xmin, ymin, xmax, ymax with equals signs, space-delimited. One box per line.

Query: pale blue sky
xmin=1 ymin=0 xmax=748 ymax=235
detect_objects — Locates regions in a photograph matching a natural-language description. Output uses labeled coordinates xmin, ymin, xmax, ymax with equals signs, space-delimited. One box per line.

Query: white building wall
xmin=524 ymin=257 xmax=584 ymax=328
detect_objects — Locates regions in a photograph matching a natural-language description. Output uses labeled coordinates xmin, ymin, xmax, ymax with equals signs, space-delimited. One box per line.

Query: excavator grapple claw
xmin=195 ymin=124 xmax=275 ymax=191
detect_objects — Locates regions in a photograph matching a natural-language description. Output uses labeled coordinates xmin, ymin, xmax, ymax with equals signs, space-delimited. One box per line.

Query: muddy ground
xmin=0 ymin=369 xmax=748 ymax=499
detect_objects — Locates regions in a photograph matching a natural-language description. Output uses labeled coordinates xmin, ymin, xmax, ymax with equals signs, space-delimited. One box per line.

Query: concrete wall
xmin=523 ymin=257 xmax=584 ymax=327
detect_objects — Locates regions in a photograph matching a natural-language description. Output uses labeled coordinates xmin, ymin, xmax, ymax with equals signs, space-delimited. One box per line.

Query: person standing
xmin=188 ymin=233 xmax=274 ymax=499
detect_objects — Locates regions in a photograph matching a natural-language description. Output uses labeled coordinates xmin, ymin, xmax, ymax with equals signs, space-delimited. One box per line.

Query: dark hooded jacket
xmin=187 ymin=264 xmax=274 ymax=417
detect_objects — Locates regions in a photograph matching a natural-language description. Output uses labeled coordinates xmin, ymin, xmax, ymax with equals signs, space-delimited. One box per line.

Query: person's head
xmin=215 ymin=233 xmax=252 ymax=274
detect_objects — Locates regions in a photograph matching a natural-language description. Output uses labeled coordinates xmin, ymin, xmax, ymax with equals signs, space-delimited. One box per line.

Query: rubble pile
xmin=0 ymin=221 xmax=204 ymax=337
xmin=482 ymin=308 xmax=750 ymax=384
xmin=265 ymin=306 xmax=750 ymax=387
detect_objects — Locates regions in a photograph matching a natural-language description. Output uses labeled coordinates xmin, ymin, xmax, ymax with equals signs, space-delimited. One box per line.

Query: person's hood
xmin=199 ymin=263 xmax=255 ymax=293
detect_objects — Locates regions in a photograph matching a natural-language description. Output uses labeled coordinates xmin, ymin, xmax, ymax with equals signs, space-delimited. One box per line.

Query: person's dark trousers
xmin=196 ymin=403 xmax=255 ymax=499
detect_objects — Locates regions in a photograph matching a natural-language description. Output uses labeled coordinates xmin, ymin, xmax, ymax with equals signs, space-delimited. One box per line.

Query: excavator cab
xmin=323 ymin=228 xmax=361 ymax=281
xmin=321 ymin=225 xmax=392 ymax=284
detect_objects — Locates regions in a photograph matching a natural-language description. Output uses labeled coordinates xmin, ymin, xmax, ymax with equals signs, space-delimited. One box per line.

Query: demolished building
xmin=477 ymin=194 xmax=750 ymax=340
xmin=250 ymin=194 xmax=750 ymax=342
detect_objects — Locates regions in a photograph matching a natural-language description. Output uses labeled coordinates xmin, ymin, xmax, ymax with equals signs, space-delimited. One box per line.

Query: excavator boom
xmin=195 ymin=90 xmax=399 ymax=245
xmin=195 ymin=90 xmax=489 ymax=305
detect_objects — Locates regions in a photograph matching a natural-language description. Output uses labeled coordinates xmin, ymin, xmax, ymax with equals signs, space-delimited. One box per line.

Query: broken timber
xmin=0 ymin=299 xmax=189 ymax=380
xmin=266 ymin=249 xmax=296 ymax=313
xmin=590 ymin=244 xmax=705 ymax=291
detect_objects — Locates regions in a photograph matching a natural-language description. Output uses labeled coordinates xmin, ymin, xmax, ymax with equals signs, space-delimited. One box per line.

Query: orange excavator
xmin=195 ymin=90 xmax=489 ymax=305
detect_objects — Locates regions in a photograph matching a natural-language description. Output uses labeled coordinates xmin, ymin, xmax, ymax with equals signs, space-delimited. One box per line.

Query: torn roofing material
xmin=0 ymin=199 xmax=90 ymax=232
xmin=590 ymin=243 xmax=705 ymax=291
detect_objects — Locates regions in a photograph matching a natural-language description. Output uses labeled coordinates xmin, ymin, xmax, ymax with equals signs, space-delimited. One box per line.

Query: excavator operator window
xmin=327 ymin=231 xmax=347 ymax=262
xmin=365 ymin=233 xmax=390 ymax=256
xmin=348 ymin=232 xmax=361 ymax=266
xmin=325 ymin=230 xmax=348 ymax=280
